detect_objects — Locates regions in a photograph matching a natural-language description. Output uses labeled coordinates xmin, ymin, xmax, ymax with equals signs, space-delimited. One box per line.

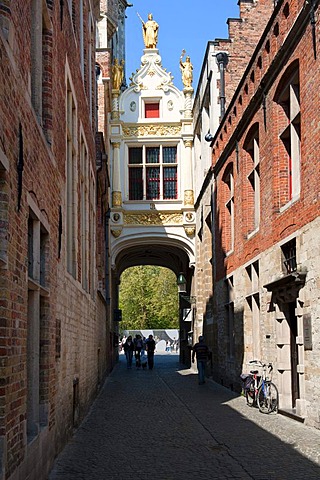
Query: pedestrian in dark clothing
xmin=192 ymin=336 xmax=209 ymax=384
xmin=146 ymin=334 xmax=156 ymax=370
xmin=123 ymin=335 xmax=134 ymax=369
xmin=134 ymin=334 xmax=143 ymax=368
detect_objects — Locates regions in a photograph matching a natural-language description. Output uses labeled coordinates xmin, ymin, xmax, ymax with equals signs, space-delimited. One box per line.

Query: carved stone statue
xmin=180 ymin=51 xmax=193 ymax=88
xmin=112 ymin=58 xmax=124 ymax=91
xmin=138 ymin=13 xmax=159 ymax=49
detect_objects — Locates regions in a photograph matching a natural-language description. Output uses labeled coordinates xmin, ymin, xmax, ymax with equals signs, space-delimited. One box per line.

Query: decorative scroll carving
xmin=123 ymin=124 xmax=181 ymax=138
xmin=124 ymin=212 xmax=183 ymax=226
xmin=129 ymin=50 xmax=173 ymax=92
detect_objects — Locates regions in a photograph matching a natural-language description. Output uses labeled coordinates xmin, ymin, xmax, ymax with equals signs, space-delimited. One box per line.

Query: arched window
xmin=221 ymin=163 xmax=234 ymax=254
xmin=243 ymin=123 xmax=260 ymax=235
xmin=274 ymin=61 xmax=300 ymax=207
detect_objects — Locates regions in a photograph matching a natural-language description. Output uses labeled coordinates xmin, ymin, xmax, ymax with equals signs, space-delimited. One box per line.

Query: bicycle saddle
xmin=250 ymin=370 xmax=259 ymax=374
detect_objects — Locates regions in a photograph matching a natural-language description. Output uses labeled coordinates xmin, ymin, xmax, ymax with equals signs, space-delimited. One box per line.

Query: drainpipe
xmin=105 ymin=209 xmax=111 ymax=305
xmin=216 ymin=52 xmax=229 ymax=120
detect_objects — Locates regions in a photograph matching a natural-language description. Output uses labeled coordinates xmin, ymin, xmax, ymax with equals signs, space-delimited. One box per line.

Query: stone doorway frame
xmin=264 ymin=271 xmax=307 ymax=419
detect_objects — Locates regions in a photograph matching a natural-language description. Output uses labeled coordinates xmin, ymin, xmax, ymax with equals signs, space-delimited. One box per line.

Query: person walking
xmin=192 ymin=336 xmax=209 ymax=385
xmin=134 ymin=334 xmax=144 ymax=368
xmin=123 ymin=335 xmax=134 ymax=369
xmin=146 ymin=334 xmax=156 ymax=370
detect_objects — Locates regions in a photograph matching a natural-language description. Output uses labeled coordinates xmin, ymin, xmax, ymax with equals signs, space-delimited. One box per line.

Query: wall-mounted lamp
xmin=177 ymin=273 xmax=196 ymax=304
xmin=177 ymin=273 xmax=187 ymax=293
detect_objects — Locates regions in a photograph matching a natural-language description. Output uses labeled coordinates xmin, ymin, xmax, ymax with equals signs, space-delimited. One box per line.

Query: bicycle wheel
xmin=257 ymin=381 xmax=278 ymax=413
xmin=245 ymin=380 xmax=255 ymax=407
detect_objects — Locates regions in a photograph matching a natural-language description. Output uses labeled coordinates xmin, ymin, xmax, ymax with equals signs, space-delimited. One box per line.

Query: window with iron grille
xmin=281 ymin=238 xmax=297 ymax=274
xmin=128 ymin=145 xmax=177 ymax=200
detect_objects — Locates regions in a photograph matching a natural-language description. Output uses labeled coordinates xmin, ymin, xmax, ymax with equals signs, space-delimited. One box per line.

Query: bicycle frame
xmin=241 ymin=360 xmax=276 ymax=411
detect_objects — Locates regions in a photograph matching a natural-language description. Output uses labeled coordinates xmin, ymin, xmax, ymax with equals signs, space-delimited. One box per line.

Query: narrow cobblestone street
xmin=49 ymin=354 xmax=320 ymax=480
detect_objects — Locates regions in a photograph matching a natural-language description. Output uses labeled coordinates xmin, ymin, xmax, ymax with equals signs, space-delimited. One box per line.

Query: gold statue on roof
xmin=180 ymin=50 xmax=193 ymax=88
xmin=137 ymin=12 xmax=159 ymax=49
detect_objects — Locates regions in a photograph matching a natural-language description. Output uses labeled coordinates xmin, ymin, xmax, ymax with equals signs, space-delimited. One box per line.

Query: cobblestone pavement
xmin=49 ymin=354 xmax=320 ymax=480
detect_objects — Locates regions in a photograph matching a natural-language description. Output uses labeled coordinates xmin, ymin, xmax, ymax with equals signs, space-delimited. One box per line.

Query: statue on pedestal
xmin=138 ymin=12 xmax=159 ymax=49
xmin=180 ymin=50 xmax=193 ymax=89
xmin=112 ymin=58 xmax=124 ymax=91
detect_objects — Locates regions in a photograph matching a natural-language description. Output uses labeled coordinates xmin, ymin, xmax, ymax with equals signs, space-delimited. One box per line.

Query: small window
xmin=145 ymin=102 xmax=159 ymax=118
xmin=281 ymin=239 xmax=297 ymax=274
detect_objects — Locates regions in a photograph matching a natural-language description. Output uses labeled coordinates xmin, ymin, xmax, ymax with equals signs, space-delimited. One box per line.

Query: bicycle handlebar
xmin=248 ymin=360 xmax=273 ymax=371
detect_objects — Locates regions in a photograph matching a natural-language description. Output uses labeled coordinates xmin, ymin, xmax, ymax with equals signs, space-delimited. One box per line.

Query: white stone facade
xmin=109 ymin=47 xmax=196 ymax=277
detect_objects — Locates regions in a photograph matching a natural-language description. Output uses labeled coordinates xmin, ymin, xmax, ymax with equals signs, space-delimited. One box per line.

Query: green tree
xmin=119 ymin=266 xmax=179 ymax=330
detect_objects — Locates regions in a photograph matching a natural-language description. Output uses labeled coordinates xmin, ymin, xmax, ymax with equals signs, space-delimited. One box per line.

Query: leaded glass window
xmin=128 ymin=145 xmax=178 ymax=200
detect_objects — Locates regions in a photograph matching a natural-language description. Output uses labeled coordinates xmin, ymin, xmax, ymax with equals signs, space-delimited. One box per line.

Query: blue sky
xmin=125 ymin=0 xmax=239 ymax=90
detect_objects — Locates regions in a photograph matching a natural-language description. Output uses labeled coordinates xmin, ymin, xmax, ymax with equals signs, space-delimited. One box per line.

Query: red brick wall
xmin=211 ymin=0 xmax=320 ymax=280
xmin=214 ymin=0 xmax=275 ymax=112
xmin=0 ymin=1 xmax=113 ymax=478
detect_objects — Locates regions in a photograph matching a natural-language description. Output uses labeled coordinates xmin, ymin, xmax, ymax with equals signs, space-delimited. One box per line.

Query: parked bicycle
xmin=240 ymin=360 xmax=278 ymax=414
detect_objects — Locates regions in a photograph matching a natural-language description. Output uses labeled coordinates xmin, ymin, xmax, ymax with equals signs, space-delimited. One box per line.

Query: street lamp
xmin=177 ymin=273 xmax=187 ymax=293
xmin=177 ymin=273 xmax=196 ymax=304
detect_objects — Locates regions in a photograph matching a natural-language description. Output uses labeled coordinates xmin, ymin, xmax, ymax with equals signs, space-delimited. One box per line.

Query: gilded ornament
xmin=111 ymin=228 xmax=122 ymax=238
xmin=111 ymin=111 xmax=120 ymax=120
xmin=184 ymin=190 xmax=194 ymax=206
xmin=113 ymin=142 xmax=120 ymax=149
xmin=112 ymin=191 xmax=122 ymax=207
xmin=133 ymin=82 xmax=147 ymax=92
xmin=184 ymin=139 xmax=193 ymax=148
xmin=184 ymin=226 xmax=195 ymax=237
xmin=122 ymin=124 xmax=181 ymax=138
xmin=124 ymin=212 xmax=183 ymax=226
xmin=185 ymin=212 xmax=194 ymax=222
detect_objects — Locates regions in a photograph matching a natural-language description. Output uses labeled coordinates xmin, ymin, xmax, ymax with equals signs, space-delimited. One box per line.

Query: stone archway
xmin=111 ymin=239 xmax=195 ymax=365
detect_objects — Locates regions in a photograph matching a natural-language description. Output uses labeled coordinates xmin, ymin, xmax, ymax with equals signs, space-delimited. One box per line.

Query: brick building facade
xmin=194 ymin=0 xmax=320 ymax=427
xmin=0 ymin=1 xmax=126 ymax=478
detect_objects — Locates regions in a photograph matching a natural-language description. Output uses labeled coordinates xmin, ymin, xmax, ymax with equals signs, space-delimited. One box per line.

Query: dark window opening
xmin=282 ymin=239 xmax=297 ymax=274
xmin=129 ymin=168 xmax=143 ymax=200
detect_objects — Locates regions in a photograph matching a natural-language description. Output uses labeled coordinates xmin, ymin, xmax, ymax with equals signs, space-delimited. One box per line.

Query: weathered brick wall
xmin=196 ymin=0 xmax=320 ymax=427
xmin=0 ymin=0 xmax=114 ymax=478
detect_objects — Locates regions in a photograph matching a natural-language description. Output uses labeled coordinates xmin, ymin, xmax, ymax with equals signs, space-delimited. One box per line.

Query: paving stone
xmin=49 ymin=354 xmax=320 ymax=480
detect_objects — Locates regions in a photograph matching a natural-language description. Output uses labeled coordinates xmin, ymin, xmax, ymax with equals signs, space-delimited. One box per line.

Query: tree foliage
xmin=119 ymin=266 xmax=179 ymax=330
